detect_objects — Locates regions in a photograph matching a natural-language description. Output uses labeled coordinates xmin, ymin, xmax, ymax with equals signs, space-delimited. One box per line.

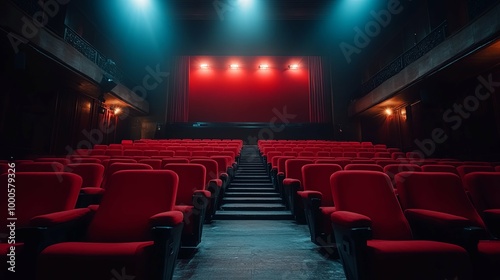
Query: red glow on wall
xmin=188 ymin=56 xmax=309 ymax=123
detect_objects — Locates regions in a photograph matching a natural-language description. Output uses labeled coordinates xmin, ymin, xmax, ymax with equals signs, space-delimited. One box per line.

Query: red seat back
xmin=66 ymin=163 xmax=105 ymax=188
xmin=396 ymin=172 xmax=486 ymax=229
xmin=0 ymin=172 xmax=82 ymax=228
xmin=463 ymin=172 xmax=500 ymax=212
xmin=164 ymin=163 xmax=206 ymax=205
xmin=330 ymin=171 xmax=413 ymax=240
xmin=86 ymin=170 xmax=178 ymax=242
xmin=302 ymin=164 xmax=342 ymax=206
xmin=17 ymin=162 xmax=65 ymax=172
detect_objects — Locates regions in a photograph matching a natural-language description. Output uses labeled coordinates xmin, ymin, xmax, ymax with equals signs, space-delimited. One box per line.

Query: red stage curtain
xmin=167 ymin=56 xmax=190 ymax=122
xmin=309 ymin=56 xmax=332 ymax=123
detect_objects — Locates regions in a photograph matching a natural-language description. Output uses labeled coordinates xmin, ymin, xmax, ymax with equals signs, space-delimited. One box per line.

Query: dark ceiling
xmin=167 ymin=0 xmax=333 ymax=20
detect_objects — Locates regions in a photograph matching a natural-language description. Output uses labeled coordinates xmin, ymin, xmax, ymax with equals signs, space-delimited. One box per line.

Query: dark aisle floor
xmin=173 ymin=220 xmax=346 ymax=280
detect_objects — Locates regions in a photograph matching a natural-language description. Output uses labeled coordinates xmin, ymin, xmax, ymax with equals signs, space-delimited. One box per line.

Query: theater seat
xmin=330 ymin=171 xmax=472 ymax=280
xmin=283 ymin=159 xmax=314 ymax=223
xmin=422 ymin=164 xmax=459 ymax=175
xmin=65 ymin=163 xmax=105 ymax=207
xmin=463 ymin=172 xmax=500 ymax=238
xmin=0 ymin=172 xmax=82 ymax=280
xmin=396 ymin=172 xmax=500 ymax=279
xmin=299 ymin=164 xmax=342 ymax=246
xmin=190 ymin=159 xmax=223 ymax=222
xmin=36 ymin=170 xmax=183 ymax=280
xmin=163 ymin=164 xmax=210 ymax=247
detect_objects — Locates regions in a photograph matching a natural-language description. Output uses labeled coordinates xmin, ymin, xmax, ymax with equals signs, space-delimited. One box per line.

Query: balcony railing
xmin=357 ymin=21 xmax=448 ymax=98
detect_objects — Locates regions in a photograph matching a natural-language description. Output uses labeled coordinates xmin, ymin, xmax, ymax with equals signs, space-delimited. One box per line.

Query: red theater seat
xmin=299 ymin=164 xmax=342 ymax=246
xmin=36 ymin=170 xmax=183 ymax=280
xmin=163 ymin=164 xmax=210 ymax=247
xmin=383 ymin=164 xmax=422 ymax=187
xmin=1 ymin=172 xmax=82 ymax=279
xmin=396 ymin=172 xmax=500 ymax=279
xmin=283 ymin=159 xmax=314 ymax=223
xmin=138 ymin=159 xmax=163 ymax=170
xmin=463 ymin=172 xmax=500 ymax=238
xmin=101 ymin=163 xmax=153 ymax=191
xmin=330 ymin=171 xmax=472 ymax=280
xmin=422 ymin=164 xmax=459 ymax=175
xmin=457 ymin=165 xmax=495 ymax=179
xmin=190 ymin=159 xmax=223 ymax=222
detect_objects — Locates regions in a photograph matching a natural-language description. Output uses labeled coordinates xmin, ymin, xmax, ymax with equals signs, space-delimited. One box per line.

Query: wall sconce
xmin=200 ymin=63 xmax=209 ymax=69
xmin=288 ymin=64 xmax=299 ymax=70
xmin=400 ymin=108 xmax=407 ymax=121
xmin=110 ymin=106 xmax=122 ymax=115
xmin=259 ymin=64 xmax=269 ymax=70
xmin=229 ymin=64 xmax=239 ymax=69
xmin=384 ymin=108 xmax=393 ymax=116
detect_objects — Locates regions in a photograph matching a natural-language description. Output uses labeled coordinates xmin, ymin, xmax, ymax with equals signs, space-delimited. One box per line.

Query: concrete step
xmin=224 ymin=192 xmax=280 ymax=197
xmin=214 ymin=210 xmax=293 ymax=220
xmin=222 ymin=197 xmax=283 ymax=203
xmin=220 ymin=203 xmax=287 ymax=211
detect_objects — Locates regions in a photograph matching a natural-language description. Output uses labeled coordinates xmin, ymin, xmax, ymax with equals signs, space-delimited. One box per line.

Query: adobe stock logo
xmin=339 ymin=0 xmax=407 ymax=64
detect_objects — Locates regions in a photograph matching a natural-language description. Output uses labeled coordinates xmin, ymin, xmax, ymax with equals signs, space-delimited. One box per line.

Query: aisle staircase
xmin=215 ymin=145 xmax=292 ymax=220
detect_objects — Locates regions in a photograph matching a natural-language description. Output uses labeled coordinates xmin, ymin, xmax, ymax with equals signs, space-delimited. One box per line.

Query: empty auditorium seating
xmin=396 ymin=172 xmax=500 ymax=279
xmin=138 ymin=159 xmax=163 ymax=170
xmin=383 ymin=164 xmax=422 ymax=187
xmin=35 ymin=157 xmax=71 ymax=166
xmin=456 ymin=165 xmax=495 ymax=179
xmin=463 ymin=172 xmax=500 ymax=238
xmin=65 ymin=163 xmax=105 ymax=207
xmin=421 ymin=164 xmax=459 ymax=175
xmin=330 ymin=171 xmax=472 ymax=280
xmin=344 ymin=164 xmax=383 ymax=172
xmin=283 ymin=159 xmax=314 ymax=222
xmin=102 ymin=163 xmax=153 ymax=190
xmin=36 ymin=170 xmax=183 ymax=280
xmin=1 ymin=172 xmax=83 ymax=279
xmin=17 ymin=162 xmax=65 ymax=172
xmin=190 ymin=159 xmax=223 ymax=222
xmin=299 ymin=164 xmax=342 ymax=246
xmin=163 ymin=163 xmax=210 ymax=247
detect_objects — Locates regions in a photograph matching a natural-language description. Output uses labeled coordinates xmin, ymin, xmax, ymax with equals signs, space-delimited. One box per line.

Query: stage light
xmin=200 ymin=64 xmax=209 ymax=69
xmin=132 ymin=0 xmax=149 ymax=8
xmin=114 ymin=107 xmax=122 ymax=115
xmin=288 ymin=64 xmax=299 ymax=70
xmin=238 ymin=0 xmax=252 ymax=8
xmin=385 ymin=108 xmax=393 ymax=116
xmin=259 ymin=64 xmax=269 ymax=70
xmin=230 ymin=64 xmax=239 ymax=69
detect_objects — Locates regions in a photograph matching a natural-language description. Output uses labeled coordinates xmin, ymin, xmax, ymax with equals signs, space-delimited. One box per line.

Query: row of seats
xmin=0 ymin=170 xmax=183 ymax=280
xmin=330 ymin=171 xmax=500 ymax=279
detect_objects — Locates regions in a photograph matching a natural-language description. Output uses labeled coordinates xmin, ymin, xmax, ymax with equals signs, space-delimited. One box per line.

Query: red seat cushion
xmin=366 ymin=240 xmax=472 ymax=280
xmin=37 ymin=242 xmax=153 ymax=280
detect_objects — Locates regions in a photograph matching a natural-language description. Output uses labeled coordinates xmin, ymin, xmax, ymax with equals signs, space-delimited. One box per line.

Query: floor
xmin=173 ymin=220 xmax=346 ymax=280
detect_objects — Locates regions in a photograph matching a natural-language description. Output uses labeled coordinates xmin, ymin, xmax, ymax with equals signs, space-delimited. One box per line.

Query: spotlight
xmin=288 ymin=64 xmax=299 ymax=70
xmin=230 ymin=64 xmax=239 ymax=69
xmin=113 ymin=107 xmax=122 ymax=115
xmin=385 ymin=108 xmax=393 ymax=116
xmin=259 ymin=64 xmax=269 ymax=70
xmin=200 ymin=64 xmax=209 ymax=69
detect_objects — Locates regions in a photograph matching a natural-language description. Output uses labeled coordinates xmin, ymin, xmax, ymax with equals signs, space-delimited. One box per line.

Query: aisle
xmin=216 ymin=145 xmax=292 ymax=220
xmin=173 ymin=220 xmax=346 ymax=280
